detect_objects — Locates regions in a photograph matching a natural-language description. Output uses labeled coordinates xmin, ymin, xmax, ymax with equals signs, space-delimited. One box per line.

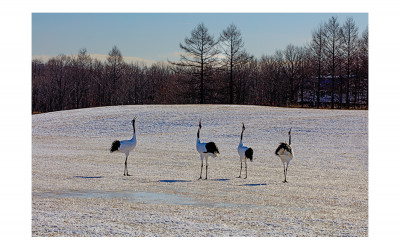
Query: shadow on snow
xmin=74 ymin=176 xmax=103 ymax=179
xmin=158 ymin=179 xmax=192 ymax=183
xmin=239 ymin=183 xmax=267 ymax=186
xmin=210 ymin=178 xmax=230 ymax=181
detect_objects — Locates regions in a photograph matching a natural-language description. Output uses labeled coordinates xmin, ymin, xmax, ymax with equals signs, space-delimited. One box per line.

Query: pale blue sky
xmin=32 ymin=13 xmax=368 ymax=63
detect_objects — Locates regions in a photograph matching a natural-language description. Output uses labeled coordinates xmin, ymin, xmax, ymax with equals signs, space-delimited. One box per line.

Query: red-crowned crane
xmin=237 ymin=123 xmax=253 ymax=179
xmin=275 ymin=128 xmax=294 ymax=183
xmin=196 ymin=120 xmax=219 ymax=180
xmin=110 ymin=118 xmax=137 ymax=176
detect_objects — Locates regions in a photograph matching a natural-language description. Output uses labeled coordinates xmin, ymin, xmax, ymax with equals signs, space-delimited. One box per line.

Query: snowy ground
xmin=32 ymin=105 xmax=368 ymax=236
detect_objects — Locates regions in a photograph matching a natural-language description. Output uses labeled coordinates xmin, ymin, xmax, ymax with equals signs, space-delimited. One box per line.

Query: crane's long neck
xmin=132 ymin=122 xmax=136 ymax=140
xmin=239 ymin=129 xmax=244 ymax=145
xmin=289 ymin=133 xmax=291 ymax=145
xmin=197 ymin=128 xmax=201 ymax=143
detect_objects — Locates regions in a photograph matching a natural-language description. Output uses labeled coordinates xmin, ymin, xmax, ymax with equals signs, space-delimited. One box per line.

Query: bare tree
xmin=91 ymin=59 xmax=105 ymax=107
xmin=124 ymin=63 xmax=138 ymax=104
xmin=71 ymin=48 xmax=92 ymax=109
xmin=272 ymin=50 xmax=285 ymax=106
xmin=283 ymin=44 xmax=301 ymax=105
xmin=32 ymin=59 xmax=45 ymax=112
xmin=219 ymin=24 xmax=248 ymax=104
xmin=149 ymin=63 xmax=174 ymax=104
xmin=258 ymin=55 xmax=274 ymax=105
xmin=357 ymin=27 xmax=368 ymax=107
xmin=132 ymin=62 xmax=147 ymax=104
xmin=323 ymin=16 xmax=342 ymax=109
xmin=172 ymin=23 xmax=219 ymax=104
xmin=341 ymin=17 xmax=359 ymax=108
xmin=106 ymin=46 xmax=125 ymax=105
xmin=297 ymin=46 xmax=313 ymax=107
xmin=48 ymin=54 xmax=71 ymax=111
xmin=234 ymin=51 xmax=255 ymax=104
xmin=311 ymin=23 xmax=326 ymax=108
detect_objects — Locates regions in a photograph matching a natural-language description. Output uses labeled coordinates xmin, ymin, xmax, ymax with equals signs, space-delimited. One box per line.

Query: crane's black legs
xmin=198 ymin=156 xmax=210 ymax=180
xmin=199 ymin=161 xmax=203 ymax=180
xmin=282 ymin=163 xmax=288 ymax=183
xmin=244 ymin=160 xmax=248 ymax=179
xmin=124 ymin=156 xmax=127 ymax=176
xmin=237 ymin=161 xmax=243 ymax=178
xmin=124 ymin=156 xmax=131 ymax=176
xmin=205 ymin=157 xmax=208 ymax=180
xmin=237 ymin=160 xmax=248 ymax=179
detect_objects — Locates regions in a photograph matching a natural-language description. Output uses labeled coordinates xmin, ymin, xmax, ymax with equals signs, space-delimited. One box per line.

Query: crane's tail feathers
xmin=205 ymin=142 xmax=219 ymax=156
xmin=245 ymin=148 xmax=253 ymax=161
xmin=110 ymin=140 xmax=121 ymax=152
xmin=275 ymin=143 xmax=292 ymax=155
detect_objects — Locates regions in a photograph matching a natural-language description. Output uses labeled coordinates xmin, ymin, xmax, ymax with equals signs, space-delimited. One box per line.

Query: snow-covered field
xmin=32 ymin=105 xmax=368 ymax=236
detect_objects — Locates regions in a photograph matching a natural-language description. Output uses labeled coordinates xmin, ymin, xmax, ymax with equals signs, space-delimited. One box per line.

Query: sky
xmin=32 ymin=13 xmax=368 ymax=64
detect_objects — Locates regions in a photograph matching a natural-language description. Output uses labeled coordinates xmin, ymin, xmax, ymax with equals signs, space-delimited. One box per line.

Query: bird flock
xmin=111 ymin=118 xmax=294 ymax=183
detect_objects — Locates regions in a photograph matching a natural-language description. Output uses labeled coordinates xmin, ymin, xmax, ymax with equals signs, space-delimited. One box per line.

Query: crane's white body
xmin=275 ymin=129 xmax=293 ymax=183
xmin=111 ymin=119 xmax=137 ymax=176
xmin=196 ymin=121 xmax=219 ymax=180
xmin=116 ymin=137 xmax=137 ymax=157
xmin=197 ymin=139 xmax=218 ymax=159
xmin=238 ymin=141 xmax=249 ymax=161
xmin=237 ymin=124 xmax=253 ymax=178
xmin=276 ymin=146 xmax=293 ymax=165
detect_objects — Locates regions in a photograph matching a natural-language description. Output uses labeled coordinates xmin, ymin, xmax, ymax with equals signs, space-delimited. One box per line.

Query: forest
xmin=32 ymin=16 xmax=368 ymax=113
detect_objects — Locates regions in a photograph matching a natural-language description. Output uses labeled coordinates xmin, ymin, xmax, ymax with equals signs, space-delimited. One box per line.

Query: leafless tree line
xmin=32 ymin=16 xmax=368 ymax=113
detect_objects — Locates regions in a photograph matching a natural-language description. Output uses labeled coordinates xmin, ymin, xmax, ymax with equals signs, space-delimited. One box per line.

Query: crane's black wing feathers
xmin=275 ymin=143 xmax=292 ymax=155
xmin=110 ymin=140 xmax=121 ymax=152
xmin=245 ymin=148 xmax=253 ymax=161
xmin=205 ymin=142 xmax=219 ymax=154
